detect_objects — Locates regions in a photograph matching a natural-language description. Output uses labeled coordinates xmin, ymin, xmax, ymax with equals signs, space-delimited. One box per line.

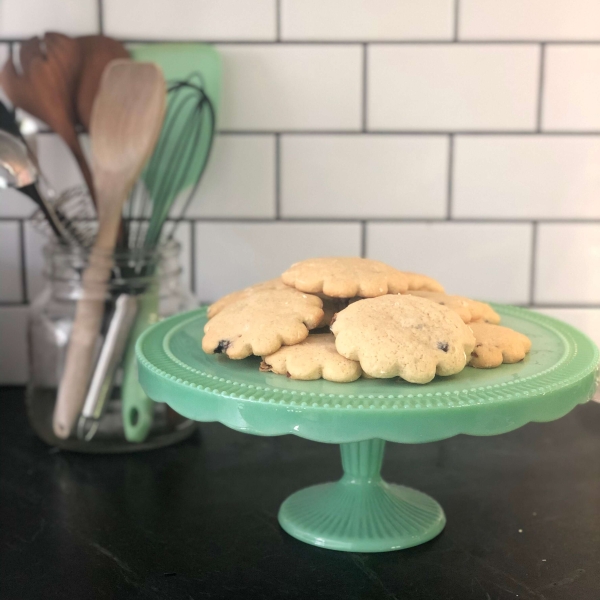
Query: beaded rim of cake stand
xmin=137 ymin=305 xmax=600 ymax=411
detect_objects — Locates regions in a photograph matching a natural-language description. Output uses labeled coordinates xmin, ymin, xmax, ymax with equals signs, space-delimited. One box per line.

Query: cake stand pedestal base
xmin=278 ymin=439 xmax=446 ymax=552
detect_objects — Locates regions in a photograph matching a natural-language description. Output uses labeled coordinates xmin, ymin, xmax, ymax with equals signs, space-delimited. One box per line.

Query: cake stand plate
xmin=137 ymin=305 xmax=599 ymax=552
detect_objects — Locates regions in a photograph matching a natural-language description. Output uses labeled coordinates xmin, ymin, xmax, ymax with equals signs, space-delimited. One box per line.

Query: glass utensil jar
xmin=27 ymin=239 xmax=197 ymax=453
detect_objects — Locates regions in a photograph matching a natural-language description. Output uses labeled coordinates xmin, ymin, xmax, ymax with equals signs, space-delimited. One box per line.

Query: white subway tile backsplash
xmin=460 ymin=0 xmax=600 ymax=41
xmin=281 ymin=0 xmax=453 ymax=41
xmin=194 ymin=222 xmax=361 ymax=301
xmin=0 ymin=306 xmax=28 ymax=384
xmin=217 ymin=45 xmax=362 ymax=131
xmin=543 ymin=46 xmax=600 ymax=131
xmin=534 ymin=308 xmax=600 ymax=348
xmin=535 ymin=224 xmax=600 ymax=304
xmin=36 ymin=134 xmax=87 ymax=194
xmin=104 ymin=0 xmax=276 ymax=41
xmin=0 ymin=222 xmax=22 ymax=302
xmin=172 ymin=221 xmax=192 ymax=293
xmin=1 ymin=1 xmax=599 ymax=378
xmin=368 ymin=45 xmax=540 ymax=131
xmin=367 ymin=222 xmax=533 ymax=303
xmin=0 ymin=189 xmax=36 ymax=218
xmin=453 ymin=136 xmax=600 ymax=219
xmin=281 ymin=135 xmax=448 ymax=218
xmin=0 ymin=0 xmax=98 ymax=37
xmin=185 ymin=135 xmax=275 ymax=218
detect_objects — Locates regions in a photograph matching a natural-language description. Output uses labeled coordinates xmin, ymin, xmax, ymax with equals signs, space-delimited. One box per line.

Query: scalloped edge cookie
xmin=207 ymin=278 xmax=291 ymax=319
xmin=403 ymin=272 xmax=445 ymax=293
xmin=282 ymin=257 xmax=409 ymax=298
xmin=406 ymin=291 xmax=500 ymax=324
xmin=260 ymin=333 xmax=362 ymax=382
xmin=202 ymin=288 xmax=323 ymax=359
xmin=331 ymin=295 xmax=476 ymax=384
xmin=468 ymin=322 xmax=531 ymax=368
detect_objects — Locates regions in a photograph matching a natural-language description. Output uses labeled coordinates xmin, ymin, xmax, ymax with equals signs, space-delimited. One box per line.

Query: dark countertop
xmin=1 ymin=387 xmax=599 ymax=600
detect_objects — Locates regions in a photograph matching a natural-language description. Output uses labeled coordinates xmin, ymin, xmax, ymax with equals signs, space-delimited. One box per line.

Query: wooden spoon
xmin=0 ymin=33 xmax=96 ymax=203
xmin=76 ymin=35 xmax=130 ymax=131
xmin=53 ymin=60 xmax=166 ymax=439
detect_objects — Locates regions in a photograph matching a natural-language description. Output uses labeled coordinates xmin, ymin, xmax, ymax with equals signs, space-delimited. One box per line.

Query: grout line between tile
xmin=33 ymin=128 xmax=600 ymax=136
xmin=190 ymin=222 xmax=197 ymax=294
xmin=18 ymin=220 xmax=28 ymax=304
xmin=0 ymin=38 xmax=595 ymax=45
xmin=447 ymin=135 xmax=454 ymax=219
xmin=537 ymin=44 xmax=546 ymax=132
xmin=360 ymin=222 xmax=367 ymax=257
xmin=275 ymin=134 xmax=281 ymax=219
xmin=97 ymin=0 xmax=104 ymax=34
xmin=362 ymin=44 xmax=368 ymax=132
xmin=6 ymin=216 xmax=600 ymax=225
xmin=215 ymin=130 xmax=600 ymax=136
xmin=530 ymin=303 xmax=600 ymax=310
xmin=529 ymin=222 xmax=538 ymax=305
xmin=454 ymin=0 xmax=460 ymax=41
xmin=276 ymin=0 xmax=281 ymax=41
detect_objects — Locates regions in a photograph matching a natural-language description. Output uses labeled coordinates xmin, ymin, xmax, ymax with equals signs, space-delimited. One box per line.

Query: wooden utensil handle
xmin=52 ymin=287 xmax=107 ymax=439
xmin=52 ymin=205 xmax=122 ymax=439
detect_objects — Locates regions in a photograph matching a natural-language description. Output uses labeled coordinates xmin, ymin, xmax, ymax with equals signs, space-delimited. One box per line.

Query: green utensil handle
xmin=122 ymin=290 xmax=159 ymax=443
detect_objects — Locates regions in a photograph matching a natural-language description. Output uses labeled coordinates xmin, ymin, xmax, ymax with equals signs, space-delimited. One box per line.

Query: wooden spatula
xmin=52 ymin=60 xmax=166 ymax=439
xmin=76 ymin=35 xmax=130 ymax=131
xmin=0 ymin=33 xmax=96 ymax=203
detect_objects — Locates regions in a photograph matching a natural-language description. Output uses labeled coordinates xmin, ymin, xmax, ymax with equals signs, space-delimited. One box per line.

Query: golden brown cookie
xmin=202 ymin=288 xmax=323 ymax=359
xmin=331 ymin=295 xmax=476 ymax=384
xmin=207 ymin=278 xmax=290 ymax=319
xmin=468 ymin=322 xmax=531 ymax=368
xmin=260 ymin=333 xmax=362 ymax=382
xmin=282 ymin=257 xmax=409 ymax=298
xmin=403 ymin=272 xmax=445 ymax=293
xmin=406 ymin=291 xmax=500 ymax=324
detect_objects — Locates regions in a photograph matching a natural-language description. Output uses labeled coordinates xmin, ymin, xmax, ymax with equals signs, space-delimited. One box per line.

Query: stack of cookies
xmin=202 ymin=257 xmax=531 ymax=384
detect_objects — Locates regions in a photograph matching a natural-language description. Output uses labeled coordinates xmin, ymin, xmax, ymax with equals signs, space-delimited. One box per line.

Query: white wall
xmin=1 ymin=0 xmax=600 ymax=383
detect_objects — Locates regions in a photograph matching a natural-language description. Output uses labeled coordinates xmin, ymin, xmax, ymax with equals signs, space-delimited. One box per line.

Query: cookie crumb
xmin=259 ymin=361 xmax=272 ymax=372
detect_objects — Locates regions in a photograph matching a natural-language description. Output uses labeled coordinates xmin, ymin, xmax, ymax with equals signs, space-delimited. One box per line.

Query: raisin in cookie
xmin=404 ymin=272 xmax=445 ymax=293
xmin=468 ymin=322 xmax=531 ymax=369
xmin=207 ymin=278 xmax=291 ymax=319
xmin=406 ymin=291 xmax=500 ymax=324
xmin=282 ymin=257 xmax=409 ymax=298
xmin=331 ymin=295 xmax=476 ymax=384
xmin=202 ymin=288 xmax=323 ymax=359
xmin=260 ymin=333 xmax=362 ymax=382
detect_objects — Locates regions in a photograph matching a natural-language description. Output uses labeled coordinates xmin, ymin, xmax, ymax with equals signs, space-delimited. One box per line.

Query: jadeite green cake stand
xmin=136 ymin=305 xmax=599 ymax=553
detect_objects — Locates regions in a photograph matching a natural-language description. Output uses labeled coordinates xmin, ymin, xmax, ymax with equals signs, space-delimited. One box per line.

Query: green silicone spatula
xmin=121 ymin=44 xmax=221 ymax=443
xmin=131 ymin=43 xmax=221 ymax=247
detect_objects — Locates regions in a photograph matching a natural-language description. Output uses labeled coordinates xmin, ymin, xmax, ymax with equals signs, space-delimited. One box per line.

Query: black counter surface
xmin=1 ymin=386 xmax=599 ymax=600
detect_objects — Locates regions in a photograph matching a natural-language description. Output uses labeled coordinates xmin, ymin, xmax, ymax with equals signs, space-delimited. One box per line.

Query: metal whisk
xmin=124 ymin=72 xmax=216 ymax=250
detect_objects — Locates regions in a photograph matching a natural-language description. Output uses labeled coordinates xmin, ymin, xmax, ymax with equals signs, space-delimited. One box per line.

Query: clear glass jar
xmin=26 ymin=240 xmax=198 ymax=453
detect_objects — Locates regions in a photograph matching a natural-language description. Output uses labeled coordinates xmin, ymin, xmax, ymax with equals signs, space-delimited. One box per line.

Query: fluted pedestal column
xmin=278 ymin=439 xmax=446 ymax=552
